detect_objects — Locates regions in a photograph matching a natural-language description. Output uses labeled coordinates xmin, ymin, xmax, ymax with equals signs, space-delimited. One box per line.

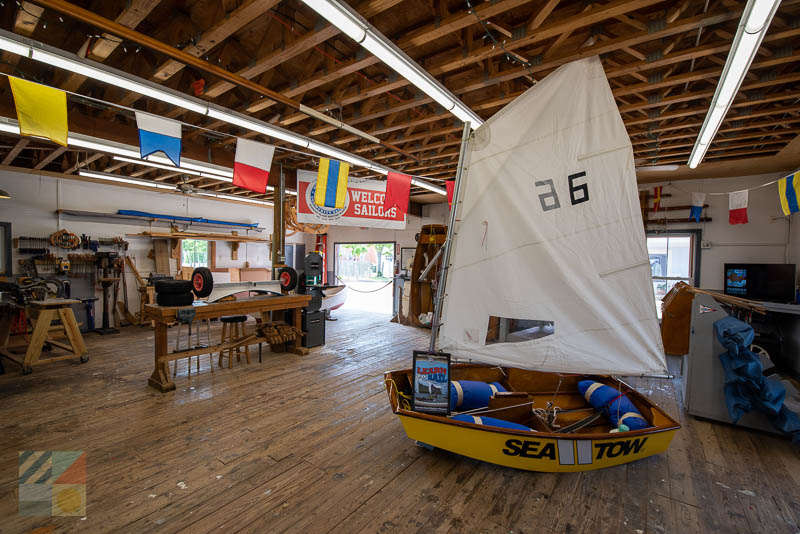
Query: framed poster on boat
xmin=412 ymin=351 xmax=451 ymax=415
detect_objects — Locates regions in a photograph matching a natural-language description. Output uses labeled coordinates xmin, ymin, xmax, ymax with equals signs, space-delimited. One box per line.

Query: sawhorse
xmin=0 ymin=299 xmax=89 ymax=374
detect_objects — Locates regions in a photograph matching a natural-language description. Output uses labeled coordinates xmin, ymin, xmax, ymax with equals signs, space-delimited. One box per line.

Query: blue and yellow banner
xmin=778 ymin=172 xmax=800 ymax=216
xmin=314 ymin=158 xmax=349 ymax=208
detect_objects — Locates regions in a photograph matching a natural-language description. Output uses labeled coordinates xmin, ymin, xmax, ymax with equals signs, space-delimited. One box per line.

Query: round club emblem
xmin=305 ymin=183 xmax=349 ymax=221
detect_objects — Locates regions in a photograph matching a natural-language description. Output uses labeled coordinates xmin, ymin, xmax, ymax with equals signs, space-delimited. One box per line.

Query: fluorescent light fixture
xmin=29 ymin=48 xmax=208 ymax=115
xmin=688 ymin=0 xmax=781 ymax=169
xmin=0 ymin=34 xmax=31 ymax=57
xmin=196 ymin=191 xmax=273 ymax=206
xmin=113 ymin=156 xmax=236 ymax=183
xmin=0 ymin=30 xmax=449 ymax=194
xmin=301 ymin=0 xmax=366 ymax=42
xmin=78 ymin=170 xmax=177 ymax=190
xmin=411 ymin=178 xmax=447 ymax=195
xmin=307 ymin=140 xmax=375 ymax=169
xmin=299 ymin=0 xmax=483 ymax=129
xmin=207 ymin=107 xmax=311 ymax=148
xmin=68 ymin=134 xmax=141 ymax=159
xmin=114 ymin=156 xmax=201 ymax=176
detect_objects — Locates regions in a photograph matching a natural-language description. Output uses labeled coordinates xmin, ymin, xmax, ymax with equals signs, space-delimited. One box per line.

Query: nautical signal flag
xmin=383 ymin=171 xmax=412 ymax=214
xmin=446 ymin=180 xmax=455 ymax=209
xmin=135 ymin=111 xmax=182 ymax=167
xmin=315 ymin=158 xmax=349 ymax=208
xmin=729 ymin=190 xmax=748 ymax=225
xmin=653 ymin=186 xmax=663 ymax=211
xmin=233 ymin=138 xmax=275 ymax=193
xmin=690 ymin=192 xmax=706 ymax=222
xmin=9 ymin=77 xmax=68 ymax=147
xmin=778 ymin=172 xmax=800 ymax=216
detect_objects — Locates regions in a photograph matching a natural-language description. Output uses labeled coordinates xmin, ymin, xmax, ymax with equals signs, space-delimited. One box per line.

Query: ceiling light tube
xmin=27 ymin=48 xmax=208 ymax=115
xmin=411 ymin=178 xmax=447 ymax=195
xmin=196 ymin=191 xmax=274 ymax=206
xmin=300 ymin=0 xmax=483 ymax=129
xmin=114 ymin=156 xmax=235 ymax=183
xmin=207 ymin=106 xmax=311 ymax=148
xmin=687 ymin=0 xmax=781 ymax=169
xmin=78 ymin=170 xmax=177 ymax=190
xmin=300 ymin=0 xmax=367 ymax=42
xmin=0 ymin=31 xmax=449 ymax=193
xmin=114 ymin=156 xmax=201 ymax=176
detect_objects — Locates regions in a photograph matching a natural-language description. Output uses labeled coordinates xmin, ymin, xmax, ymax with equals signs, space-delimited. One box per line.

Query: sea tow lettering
xmin=501 ymin=440 xmax=557 ymax=460
xmin=350 ymin=190 xmax=398 ymax=218
xmin=594 ymin=438 xmax=648 ymax=460
xmin=502 ymin=437 xmax=648 ymax=462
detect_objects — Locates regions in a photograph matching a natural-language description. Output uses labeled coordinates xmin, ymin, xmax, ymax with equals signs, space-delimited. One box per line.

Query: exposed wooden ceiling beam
xmin=1 ymin=2 xmax=43 ymax=70
xmin=61 ymin=0 xmax=162 ymax=92
xmin=34 ymin=146 xmax=67 ymax=169
xmin=153 ymin=0 xmax=282 ymax=83
xmin=2 ymin=139 xmax=30 ymax=165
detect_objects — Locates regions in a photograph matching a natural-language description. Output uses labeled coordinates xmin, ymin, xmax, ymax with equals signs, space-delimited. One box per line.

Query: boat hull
xmin=397 ymin=412 xmax=676 ymax=472
xmin=385 ymin=364 xmax=679 ymax=472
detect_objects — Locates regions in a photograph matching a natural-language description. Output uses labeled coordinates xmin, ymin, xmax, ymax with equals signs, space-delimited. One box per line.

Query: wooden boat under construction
xmin=385 ymin=364 xmax=680 ymax=472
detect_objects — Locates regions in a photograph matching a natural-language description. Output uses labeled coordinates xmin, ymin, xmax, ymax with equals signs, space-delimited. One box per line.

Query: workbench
xmin=144 ymin=294 xmax=312 ymax=392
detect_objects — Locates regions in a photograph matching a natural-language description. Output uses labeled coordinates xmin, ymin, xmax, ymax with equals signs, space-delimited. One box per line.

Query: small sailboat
xmin=384 ymin=57 xmax=679 ymax=472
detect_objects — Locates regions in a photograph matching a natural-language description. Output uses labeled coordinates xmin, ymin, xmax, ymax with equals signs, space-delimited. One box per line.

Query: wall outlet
xmin=701 ymin=241 xmax=712 ymax=249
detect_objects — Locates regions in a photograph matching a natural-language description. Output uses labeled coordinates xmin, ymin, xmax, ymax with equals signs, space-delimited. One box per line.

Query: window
xmin=181 ymin=239 xmax=209 ymax=267
xmin=647 ymin=235 xmax=693 ymax=318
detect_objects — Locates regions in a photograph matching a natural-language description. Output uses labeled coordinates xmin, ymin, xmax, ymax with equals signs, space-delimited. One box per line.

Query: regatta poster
xmin=296 ymin=169 xmax=406 ymax=229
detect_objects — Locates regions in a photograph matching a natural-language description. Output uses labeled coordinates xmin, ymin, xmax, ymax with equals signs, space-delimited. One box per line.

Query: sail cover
xmin=439 ymin=57 xmax=667 ymax=376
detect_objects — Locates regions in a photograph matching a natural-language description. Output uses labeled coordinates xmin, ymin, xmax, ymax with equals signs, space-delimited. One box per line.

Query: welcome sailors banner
xmin=296 ymin=170 xmax=407 ymax=229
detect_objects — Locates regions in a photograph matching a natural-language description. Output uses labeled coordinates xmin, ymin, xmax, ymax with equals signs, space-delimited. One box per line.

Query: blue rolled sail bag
xmin=449 ymin=380 xmax=506 ymax=412
xmin=578 ymin=380 xmax=650 ymax=430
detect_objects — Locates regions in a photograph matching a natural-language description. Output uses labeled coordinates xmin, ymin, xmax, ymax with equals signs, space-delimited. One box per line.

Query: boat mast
xmin=429 ymin=121 xmax=472 ymax=352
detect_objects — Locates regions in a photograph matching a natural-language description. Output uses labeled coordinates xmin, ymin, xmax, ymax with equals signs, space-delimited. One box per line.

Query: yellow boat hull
xmin=398 ymin=412 xmax=677 ymax=472
xmin=385 ymin=364 xmax=680 ymax=472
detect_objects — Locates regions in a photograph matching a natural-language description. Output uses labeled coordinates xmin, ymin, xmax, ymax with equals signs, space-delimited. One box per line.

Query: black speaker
xmin=302 ymin=310 xmax=326 ymax=348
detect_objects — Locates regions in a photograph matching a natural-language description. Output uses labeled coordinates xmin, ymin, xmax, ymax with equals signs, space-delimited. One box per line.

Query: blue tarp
xmin=714 ymin=316 xmax=800 ymax=442
xmin=117 ymin=210 xmax=259 ymax=228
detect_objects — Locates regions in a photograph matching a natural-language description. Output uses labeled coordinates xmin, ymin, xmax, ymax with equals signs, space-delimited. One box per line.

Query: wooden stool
xmin=218 ymin=315 xmax=250 ymax=368
xmin=0 ymin=299 xmax=88 ymax=374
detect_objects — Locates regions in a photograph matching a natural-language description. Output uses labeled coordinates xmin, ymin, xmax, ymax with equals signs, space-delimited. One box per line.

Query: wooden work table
xmin=144 ymin=294 xmax=311 ymax=392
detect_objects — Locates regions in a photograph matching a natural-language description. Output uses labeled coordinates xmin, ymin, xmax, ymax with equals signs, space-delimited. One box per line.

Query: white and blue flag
xmin=135 ymin=111 xmax=182 ymax=167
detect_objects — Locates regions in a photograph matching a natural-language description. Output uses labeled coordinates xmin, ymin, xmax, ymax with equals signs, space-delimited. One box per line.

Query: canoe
xmin=321 ymin=284 xmax=347 ymax=311
xmin=384 ymin=363 xmax=679 ymax=472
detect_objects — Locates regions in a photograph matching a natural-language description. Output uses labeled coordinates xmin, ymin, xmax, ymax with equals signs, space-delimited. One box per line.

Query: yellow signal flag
xmin=9 ymin=77 xmax=68 ymax=147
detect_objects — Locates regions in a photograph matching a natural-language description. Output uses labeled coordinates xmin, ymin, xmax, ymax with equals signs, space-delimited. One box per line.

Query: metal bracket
xmin=176 ymin=307 xmax=196 ymax=325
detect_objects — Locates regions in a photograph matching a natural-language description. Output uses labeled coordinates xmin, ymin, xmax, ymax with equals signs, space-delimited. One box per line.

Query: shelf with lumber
xmin=126 ymin=231 xmax=270 ymax=244
xmin=57 ymin=210 xmax=264 ymax=231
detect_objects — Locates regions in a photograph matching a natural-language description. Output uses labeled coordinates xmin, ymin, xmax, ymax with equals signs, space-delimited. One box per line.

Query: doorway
xmin=646 ymin=230 xmax=702 ymax=318
xmin=334 ymin=242 xmax=396 ymax=313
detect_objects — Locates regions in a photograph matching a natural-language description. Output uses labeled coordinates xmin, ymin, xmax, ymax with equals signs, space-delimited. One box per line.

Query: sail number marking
xmin=535 ymin=171 xmax=589 ymax=212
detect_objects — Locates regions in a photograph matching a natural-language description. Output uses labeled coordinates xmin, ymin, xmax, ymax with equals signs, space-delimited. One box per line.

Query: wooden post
xmin=148 ymin=321 xmax=174 ymax=391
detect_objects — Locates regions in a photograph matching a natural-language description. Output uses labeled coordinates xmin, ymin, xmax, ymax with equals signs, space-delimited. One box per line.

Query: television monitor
xmin=724 ymin=263 xmax=796 ymax=303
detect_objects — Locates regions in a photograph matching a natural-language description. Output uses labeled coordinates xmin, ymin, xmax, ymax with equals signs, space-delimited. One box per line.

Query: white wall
xmin=324 ymin=203 xmax=449 ymax=276
xmin=0 ymin=169 xmax=310 ymax=311
xmin=645 ymin=173 xmax=795 ymax=290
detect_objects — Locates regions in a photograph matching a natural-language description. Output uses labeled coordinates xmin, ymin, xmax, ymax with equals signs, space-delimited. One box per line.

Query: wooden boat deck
xmin=0 ymin=310 xmax=798 ymax=533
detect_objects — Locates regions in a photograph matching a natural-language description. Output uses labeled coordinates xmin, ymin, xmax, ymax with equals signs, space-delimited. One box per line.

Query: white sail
xmin=439 ymin=57 xmax=666 ymax=376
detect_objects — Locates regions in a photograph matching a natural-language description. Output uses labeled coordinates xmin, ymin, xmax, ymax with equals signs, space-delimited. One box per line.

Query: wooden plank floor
xmin=1 ymin=309 xmax=798 ymax=533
